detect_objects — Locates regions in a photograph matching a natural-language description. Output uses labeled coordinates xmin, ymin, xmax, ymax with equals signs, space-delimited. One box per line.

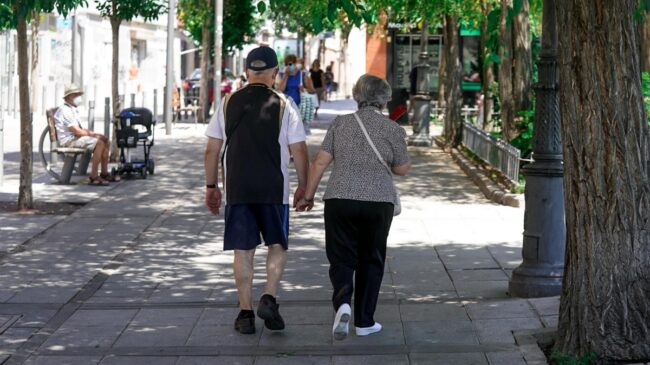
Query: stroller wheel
xmin=147 ymin=159 xmax=155 ymax=175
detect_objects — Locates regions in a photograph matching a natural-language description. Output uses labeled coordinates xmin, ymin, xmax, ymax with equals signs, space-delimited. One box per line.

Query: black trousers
xmin=324 ymin=199 xmax=394 ymax=327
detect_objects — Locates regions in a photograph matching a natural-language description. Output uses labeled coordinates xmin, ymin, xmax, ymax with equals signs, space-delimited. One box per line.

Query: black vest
xmin=224 ymin=84 xmax=287 ymax=204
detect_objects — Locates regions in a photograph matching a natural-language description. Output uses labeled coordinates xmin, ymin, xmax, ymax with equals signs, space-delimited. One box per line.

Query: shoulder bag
xmin=353 ymin=112 xmax=402 ymax=216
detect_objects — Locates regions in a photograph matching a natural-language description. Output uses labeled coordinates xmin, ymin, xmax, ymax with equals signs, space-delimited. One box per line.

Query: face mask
xmin=73 ymin=96 xmax=83 ymax=106
xmin=296 ymin=63 xmax=303 ymax=70
xmin=289 ymin=65 xmax=296 ymax=73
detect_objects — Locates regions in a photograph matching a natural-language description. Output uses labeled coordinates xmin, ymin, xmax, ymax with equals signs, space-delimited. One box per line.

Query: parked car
xmin=182 ymin=68 xmax=236 ymax=107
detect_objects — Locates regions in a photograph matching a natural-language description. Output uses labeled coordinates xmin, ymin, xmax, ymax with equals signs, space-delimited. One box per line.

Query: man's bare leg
xmin=100 ymin=139 xmax=109 ymax=175
xmin=90 ymin=139 xmax=104 ymax=178
xmin=264 ymin=244 xmax=287 ymax=298
xmin=234 ymin=248 xmax=256 ymax=310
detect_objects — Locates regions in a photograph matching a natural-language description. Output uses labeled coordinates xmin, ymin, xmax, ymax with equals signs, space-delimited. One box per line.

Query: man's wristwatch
xmin=206 ymin=184 xmax=217 ymax=189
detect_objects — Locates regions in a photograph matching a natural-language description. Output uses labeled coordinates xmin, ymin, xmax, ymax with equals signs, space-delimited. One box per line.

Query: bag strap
xmin=353 ymin=112 xmax=392 ymax=175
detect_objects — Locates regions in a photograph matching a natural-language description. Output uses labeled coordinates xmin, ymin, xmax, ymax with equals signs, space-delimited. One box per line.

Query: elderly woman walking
xmin=296 ymin=74 xmax=411 ymax=340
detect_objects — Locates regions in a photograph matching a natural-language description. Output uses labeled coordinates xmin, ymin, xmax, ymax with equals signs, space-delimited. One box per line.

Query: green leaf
xmin=257 ymin=1 xmax=266 ymax=14
xmin=513 ymin=0 xmax=523 ymax=14
xmin=488 ymin=52 xmax=501 ymax=64
xmin=313 ymin=14 xmax=323 ymax=33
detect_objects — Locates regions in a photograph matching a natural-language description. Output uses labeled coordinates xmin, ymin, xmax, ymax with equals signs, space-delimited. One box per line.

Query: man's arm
xmin=289 ymin=141 xmax=309 ymax=203
xmin=68 ymin=125 xmax=100 ymax=138
xmin=289 ymin=141 xmax=309 ymax=187
xmin=204 ymin=137 xmax=224 ymax=214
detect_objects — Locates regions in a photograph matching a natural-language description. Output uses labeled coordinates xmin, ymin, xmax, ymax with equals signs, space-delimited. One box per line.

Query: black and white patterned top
xmin=321 ymin=106 xmax=410 ymax=204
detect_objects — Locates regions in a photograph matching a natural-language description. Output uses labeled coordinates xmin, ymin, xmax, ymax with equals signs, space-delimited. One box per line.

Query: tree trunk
xmin=443 ymin=14 xmax=462 ymax=147
xmin=512 ymin=0 xmax=532 ymax=113
xmin=555 ymin=0 xmax=650 ymax=362
xmin=640 ymin=13 xmax=650 ymax=73
xmin=30 ymin=12 xmax=39 ymax=114
xmin=480 ymin=0 xmax=495 ymax=130
xmin=198 ymin=23 xmax=210 ymax=124
xmin=16 ymin=16 xmax=33 ymax=210
xmin=499 ymin=0 xmax=515 ymax=140
xmin=110 ymin=15 xmax=121 ymax=161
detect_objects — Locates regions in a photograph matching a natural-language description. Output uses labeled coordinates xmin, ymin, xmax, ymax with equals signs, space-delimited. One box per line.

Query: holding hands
xmin=295 ymin=198 xmax=314 ymax=212
xmin=293 ymin=186 xmax=314 ymax=212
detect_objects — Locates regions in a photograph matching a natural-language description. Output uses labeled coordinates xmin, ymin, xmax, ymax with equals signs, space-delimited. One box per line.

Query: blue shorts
xmin=224 ymin=204 xmax=289 ymax=251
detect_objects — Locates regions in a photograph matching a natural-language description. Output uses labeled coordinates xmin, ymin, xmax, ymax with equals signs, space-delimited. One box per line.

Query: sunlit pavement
xmin=0 ymin=99 xmax=558 ymax=364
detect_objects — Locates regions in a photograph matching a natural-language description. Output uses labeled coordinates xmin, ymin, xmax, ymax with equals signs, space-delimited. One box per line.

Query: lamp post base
xmin=408 ymin=134 xmax=433 ymax=147
xmin=509 ymin=263 xmax=564 ymax=297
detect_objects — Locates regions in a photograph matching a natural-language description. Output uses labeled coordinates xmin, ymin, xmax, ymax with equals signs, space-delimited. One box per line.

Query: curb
xmin=513 ymin=328 xmax=555 ymax=365
xmin=434 ymin=136 xmax=522 ymax=208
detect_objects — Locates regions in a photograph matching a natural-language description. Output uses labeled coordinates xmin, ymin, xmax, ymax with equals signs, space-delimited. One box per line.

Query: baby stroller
xmin=112 ymin=107 xmax=155 ymax=179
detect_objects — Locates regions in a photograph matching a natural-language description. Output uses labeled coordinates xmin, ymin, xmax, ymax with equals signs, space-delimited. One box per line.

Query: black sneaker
xmin=234 ymin=310 xmax=256 ymax=334
xmin=257 ymin=294 xmax=285 ymax=330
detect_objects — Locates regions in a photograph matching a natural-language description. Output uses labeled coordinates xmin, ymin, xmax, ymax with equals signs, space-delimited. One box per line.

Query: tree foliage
xmin=179 ymin=0 xmax=258 ymax=53
xmin=95 ymin=0 xmax=165 ymax=23
xmin=265 ymin=0 xmax=375 ymax=35
xmin=0 ymin=0 xmax=83 ymax=28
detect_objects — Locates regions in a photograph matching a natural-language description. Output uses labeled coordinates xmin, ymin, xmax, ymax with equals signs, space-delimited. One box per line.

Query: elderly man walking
xmin=54 ymin=84 xmax=118 ymax=185
xmin=204 ymin=46 xmax=309 ymax=334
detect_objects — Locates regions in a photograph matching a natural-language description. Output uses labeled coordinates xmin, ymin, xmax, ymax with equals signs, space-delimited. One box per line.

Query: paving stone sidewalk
xmin=0 ymin=100 xmax=558 ymax=364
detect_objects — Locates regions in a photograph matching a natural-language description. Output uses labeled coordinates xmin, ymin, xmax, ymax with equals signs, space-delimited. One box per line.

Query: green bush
xmin=551 ymin=350 xmax=597 ymax=365
xmin=509 ymin=107 xmax=535 ymax=159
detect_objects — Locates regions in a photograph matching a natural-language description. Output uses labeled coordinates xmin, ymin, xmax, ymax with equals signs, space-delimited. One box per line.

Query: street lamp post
xmin=164 ymin=0 xmax=175 ymax=135
xmin=213 ymin=0 xmax=223 ymax=113
xmin=508 ymin=0 xmax=565 ymax=298
xmin=408 ymin=22 xmax=433 ymax=147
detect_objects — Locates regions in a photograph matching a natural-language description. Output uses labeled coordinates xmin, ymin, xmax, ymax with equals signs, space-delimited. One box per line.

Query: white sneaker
xmin=332 ymin=304 xmax=351 ymax=340
xmin=355 ymin=322 xmax=382 ymax=336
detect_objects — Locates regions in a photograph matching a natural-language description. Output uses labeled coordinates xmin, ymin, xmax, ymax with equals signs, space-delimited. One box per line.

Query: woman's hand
xmin=295 ymin=198 xmax=314 ymax=212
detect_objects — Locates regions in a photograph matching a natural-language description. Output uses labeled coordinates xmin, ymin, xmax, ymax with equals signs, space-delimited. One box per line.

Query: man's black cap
xmin=246 ymin=46 xmax=279 ymax=71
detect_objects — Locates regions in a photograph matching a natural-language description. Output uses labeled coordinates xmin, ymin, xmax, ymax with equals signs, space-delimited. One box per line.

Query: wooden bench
xmin=38 ymin=107 xmax=92 ymax=184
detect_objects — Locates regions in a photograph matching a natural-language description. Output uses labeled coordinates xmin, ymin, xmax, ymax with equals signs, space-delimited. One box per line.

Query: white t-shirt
xmin=54 ymin=103 xmax=82 ymax=146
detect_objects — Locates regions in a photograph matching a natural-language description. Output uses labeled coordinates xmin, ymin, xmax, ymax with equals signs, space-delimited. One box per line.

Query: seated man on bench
xmin=54 ymin=84 xmax=119 ymax=185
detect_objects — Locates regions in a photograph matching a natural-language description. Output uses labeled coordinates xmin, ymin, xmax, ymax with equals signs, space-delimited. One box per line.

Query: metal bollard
xmin=130 ymin=93 xmax=135 ymax=108
xmin=104 ymin=97 xmax=110 ymax=138
xmin=142 ymin=91 xmax=146 ymax=110
xmin=12 ymin=87 xmax=16 ymax=118
xmin=41 ymin=85 xmax=46 ymax=115
xmin=88 ymin=100 xmax=95 ymax=131
xmin=153 ymin=89 xmax=158 ymax=121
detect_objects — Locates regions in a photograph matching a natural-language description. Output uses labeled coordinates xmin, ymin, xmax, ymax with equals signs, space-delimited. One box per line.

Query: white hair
xmin=248 ymin=67 xmax=278 ymax=77
xmin=352 ymin=74 xmax=392 ymax=107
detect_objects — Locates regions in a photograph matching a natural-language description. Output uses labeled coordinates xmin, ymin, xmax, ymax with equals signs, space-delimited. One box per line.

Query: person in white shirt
xmin=54 ymin=84 xmax=118 ymax=185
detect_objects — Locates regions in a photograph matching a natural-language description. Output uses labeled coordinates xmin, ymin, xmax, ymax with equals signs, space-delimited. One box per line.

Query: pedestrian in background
xmin=205 ymin=46 xmax=310 ymax=335
xmin=298 ymin=57 xmax=317 ymax=135
xmin=278 ymin=54 xmax=303 ymax=106
xmin=309 ymin=60 xmax=326 ymax=118
xmin=324 ymin=64 xmax=334 ymax=100
xmin=54 ymin=84 xmax=118 ymax=186
xmin=296 ymin=74 xmax=411 ymax=340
